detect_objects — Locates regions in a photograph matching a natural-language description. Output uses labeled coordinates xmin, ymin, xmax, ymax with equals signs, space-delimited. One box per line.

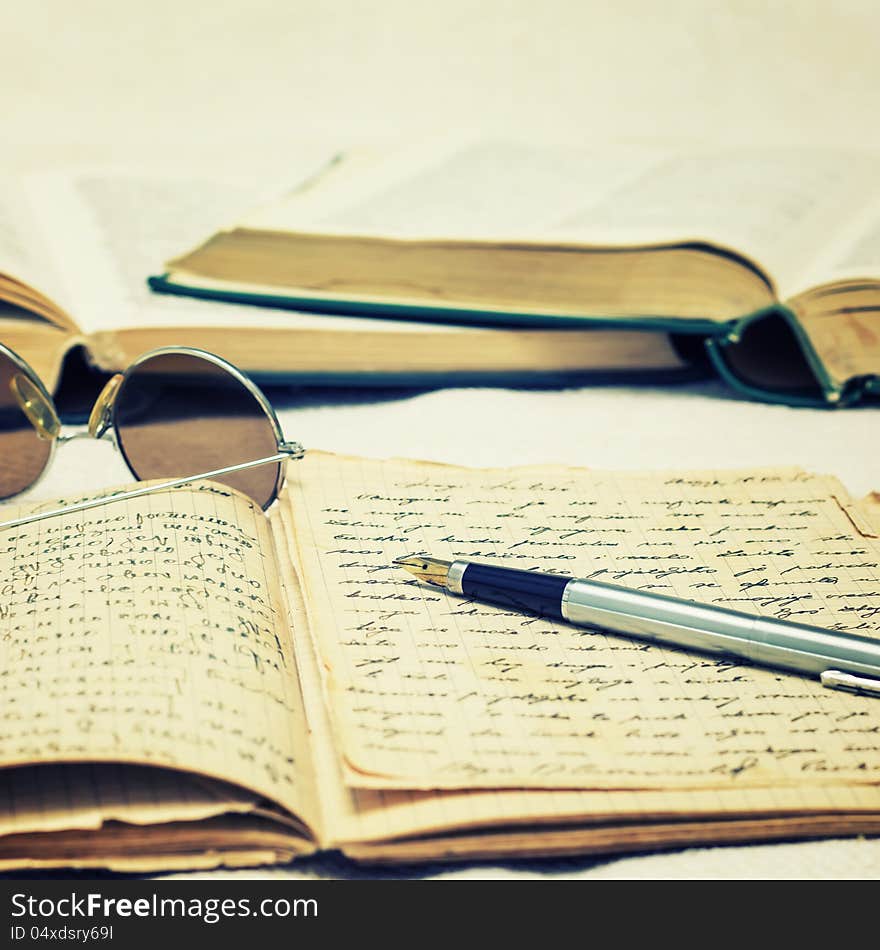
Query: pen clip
xmin=821 ymin=670 xmax=880 ymax=698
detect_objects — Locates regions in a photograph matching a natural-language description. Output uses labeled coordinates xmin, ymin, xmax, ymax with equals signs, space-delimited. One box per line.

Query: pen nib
xmin=393 ymin=554 xmax=452 ymax=587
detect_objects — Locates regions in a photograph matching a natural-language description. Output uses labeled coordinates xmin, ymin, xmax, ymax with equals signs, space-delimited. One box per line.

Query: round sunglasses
xmin=0 ymin=344 xmax=304 ymax=523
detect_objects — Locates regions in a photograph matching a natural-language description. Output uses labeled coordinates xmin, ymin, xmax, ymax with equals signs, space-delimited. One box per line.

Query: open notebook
xmin=1 ymin=452 xmax=879 ymax=871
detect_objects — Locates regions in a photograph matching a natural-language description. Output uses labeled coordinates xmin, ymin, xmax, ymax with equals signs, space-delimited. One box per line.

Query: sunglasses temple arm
xmin=0 ymin=443 xmax=304 ymax=532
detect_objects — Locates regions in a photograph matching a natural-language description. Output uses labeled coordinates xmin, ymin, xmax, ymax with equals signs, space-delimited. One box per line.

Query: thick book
xmin=2 ymin=451 xmax=880 ymax=872
xmin=0 ymin=163 xmax=687 ymax=400
xmin=156 ymin=141 xmax=880 ymax=407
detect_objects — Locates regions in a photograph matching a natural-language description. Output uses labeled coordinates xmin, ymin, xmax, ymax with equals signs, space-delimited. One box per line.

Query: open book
xmin=157 ymin=141 xmax=880 ymax=407
xmin=0 ymin=163 xmax=684 ymax=400
xmin=3 ymin=451 xmax=880 ymax=872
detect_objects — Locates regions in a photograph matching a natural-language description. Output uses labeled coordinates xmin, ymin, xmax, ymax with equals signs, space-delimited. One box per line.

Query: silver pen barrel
xmin=561 ymin=578 xmax=880 ymax=681
xmin=396 ymin=555 xmax=880 ymax=697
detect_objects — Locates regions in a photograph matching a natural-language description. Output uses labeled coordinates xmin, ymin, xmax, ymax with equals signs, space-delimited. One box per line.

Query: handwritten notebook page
xmin=0 ymin=481 xmax=318 ymax=833
xmin=270 ymin=503 xmax=880 ymax=853
xmin=282 ymin=452 xmax=880 ymax=793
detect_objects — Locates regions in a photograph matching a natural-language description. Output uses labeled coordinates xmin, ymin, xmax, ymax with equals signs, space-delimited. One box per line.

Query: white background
xmin=6 ymin=0 xmax=880 ymax=156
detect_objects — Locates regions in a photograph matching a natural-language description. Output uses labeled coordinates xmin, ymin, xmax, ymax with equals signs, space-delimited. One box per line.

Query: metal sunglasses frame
xmin=0 ymin=343 xmax=304 ymax=530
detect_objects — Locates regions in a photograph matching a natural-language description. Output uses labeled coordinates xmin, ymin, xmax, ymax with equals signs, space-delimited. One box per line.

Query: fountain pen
xmin=394 ymin=554 xmax=880 ymax=698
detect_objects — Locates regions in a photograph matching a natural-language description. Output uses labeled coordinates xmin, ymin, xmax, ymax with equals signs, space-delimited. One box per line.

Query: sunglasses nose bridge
xmin=9 ymin=373 xmax=61 ymax=442
xmin=88 ymin=374 xmax=124 ymax=439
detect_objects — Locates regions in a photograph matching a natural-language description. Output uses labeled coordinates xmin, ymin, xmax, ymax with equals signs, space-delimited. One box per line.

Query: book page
xmin=269 ymin=499 xmax=880 ymax=850
xmin=21 ymin=160 xmax=353 ymax=335
xmin=828 ymin=219 xmax=880 ymax=276
xmin=0 ymin=763 xmax=259 ymax=838
xmin=554 ymin=147 xmax=880 ymax=298
xmin=282 ymin=452 xmax=880 ymax=792
xmin=784 ymin=192 xmax=880 ymax=289
xmin=249 ymin=140 xmax=669 ymax=238
xmin=20 ymin=167 xmax=531 ymax=341
xmin=0 ymin=180 xmax=76 ymax=325
xmin=0 ymin=481 xmax=317 ymax=827
xmin=22 ymin=170 xmax=288 ymax=335
xmin=243 ymin=141 xmax=880 ymax=297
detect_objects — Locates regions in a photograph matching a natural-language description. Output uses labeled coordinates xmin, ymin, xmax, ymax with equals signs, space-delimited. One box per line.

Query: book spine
xmin=705 ymin=305 xmax=877 ymax=408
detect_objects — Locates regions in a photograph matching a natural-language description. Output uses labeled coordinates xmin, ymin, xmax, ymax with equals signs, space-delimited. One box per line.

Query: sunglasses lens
xmin=114 ymin=352 xmax=282 ymax=509
xmin=0 ymin=349 xmax=54 ymax=500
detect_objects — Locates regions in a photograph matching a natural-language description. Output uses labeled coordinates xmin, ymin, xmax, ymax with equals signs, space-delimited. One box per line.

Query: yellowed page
xmin=0 ymin=814 xmax=311 ymax=873
xmin=270 ymin=500 xmax=880 ymax=849
xmin=0 ymin=481 xmax=316 ymax=827
xmin=283 ymin=452 xmax=880 ymax=793
xmin=0 ymin=764 xmax=258 ymax=837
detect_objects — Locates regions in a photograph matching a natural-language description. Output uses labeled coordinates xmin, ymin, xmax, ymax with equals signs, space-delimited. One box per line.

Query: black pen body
xmin=454 ymin=561 xmax=569 ymax=620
